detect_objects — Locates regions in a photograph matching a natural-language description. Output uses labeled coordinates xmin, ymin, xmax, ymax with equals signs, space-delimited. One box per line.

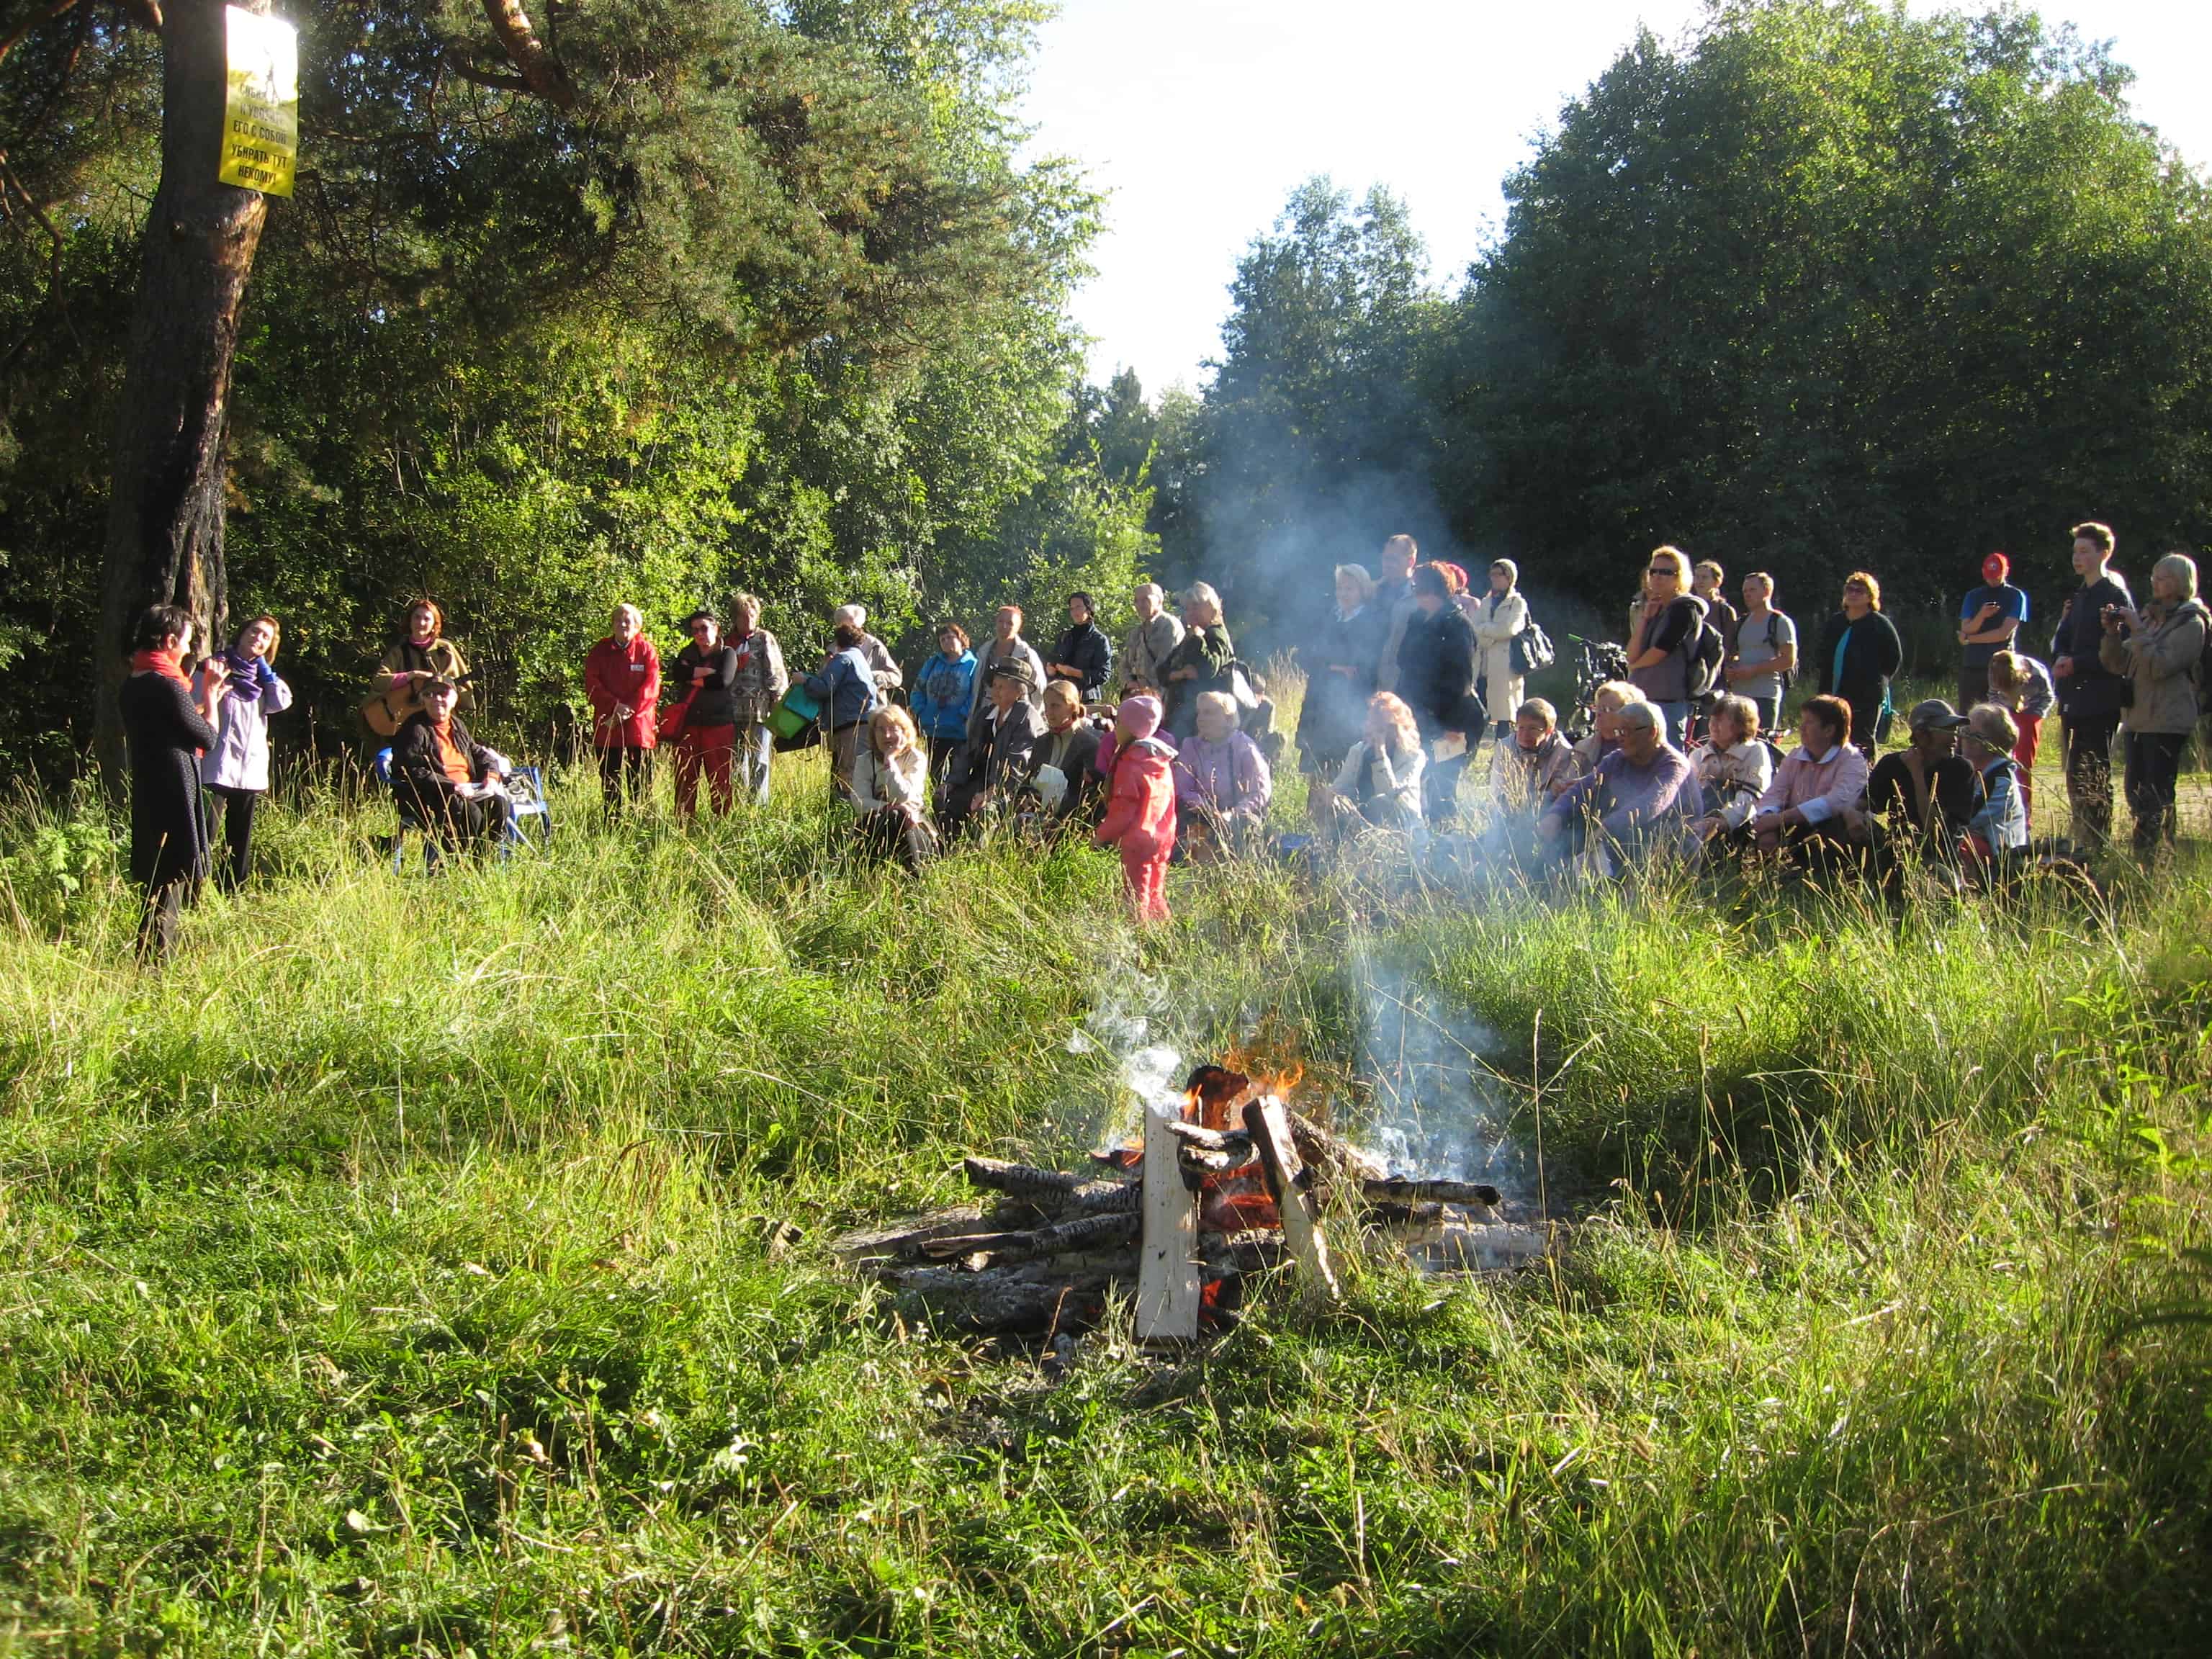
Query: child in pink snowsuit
xmin=1095 ymin=695 xmax=1177 ymax=923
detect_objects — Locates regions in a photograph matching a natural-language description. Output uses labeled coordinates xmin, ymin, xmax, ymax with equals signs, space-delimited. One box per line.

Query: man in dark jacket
xmin=1046 ymin=593 xmax=1115 ymax=701
xmin=391 ymin=678 xmax=511 ymax=850
xmin=943 ymin=659 xmax=1047 ymax=838
xmin=1394 ymin=563 xmax=1485 ymax=827
xmin=2047 ymin=521 xmax=2133 ymax=855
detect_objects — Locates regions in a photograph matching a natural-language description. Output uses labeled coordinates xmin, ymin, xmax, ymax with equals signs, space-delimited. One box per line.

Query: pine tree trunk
xmin=93 ymin=0 xmax=271 ymax=782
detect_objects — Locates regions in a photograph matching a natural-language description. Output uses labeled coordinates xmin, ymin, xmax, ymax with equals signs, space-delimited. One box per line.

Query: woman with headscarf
xmin=195 ymin=612 xmax=292 ymax=890
xmin=1469 ymin=559 xmax=1529 ymax=746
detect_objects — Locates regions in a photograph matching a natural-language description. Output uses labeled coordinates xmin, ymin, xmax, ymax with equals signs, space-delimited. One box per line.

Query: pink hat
xmin=1115 ymin=695 xmax=1163 ymax=742
xmin=1982 ymin=551 xmax=2010 ymax=584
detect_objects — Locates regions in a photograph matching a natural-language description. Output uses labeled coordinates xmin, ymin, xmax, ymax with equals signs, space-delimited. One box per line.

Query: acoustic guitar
xmin=361 ymin=665 xmax=475 ymax=737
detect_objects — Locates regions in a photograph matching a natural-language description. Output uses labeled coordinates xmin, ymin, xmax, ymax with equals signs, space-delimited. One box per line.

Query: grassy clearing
xmin=2 ymin=724 xmax=2209 ymax=1656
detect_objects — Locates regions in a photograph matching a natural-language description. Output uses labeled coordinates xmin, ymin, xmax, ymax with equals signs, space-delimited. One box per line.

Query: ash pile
xmin=833 ymin=1065 xmax=1552 ymax=1341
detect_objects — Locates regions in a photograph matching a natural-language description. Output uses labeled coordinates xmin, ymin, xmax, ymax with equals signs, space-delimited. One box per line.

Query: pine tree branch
xmin=441 ymin=48 xmax=531 ymax=96
xmin=0 ymin=0 xmax=80 ymax=74
xmin=477 ymin=0 xmax=575 ymax=110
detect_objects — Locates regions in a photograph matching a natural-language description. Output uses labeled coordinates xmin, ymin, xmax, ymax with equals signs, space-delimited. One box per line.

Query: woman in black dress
xmin=120 ymin=604 xmax=222 ymax=961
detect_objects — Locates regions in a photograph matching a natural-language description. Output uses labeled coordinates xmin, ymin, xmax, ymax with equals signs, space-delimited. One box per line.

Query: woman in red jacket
xmin=1094 ymin=693 xmax=1177 ymax=924
xmin=583 ymin=603 xmax=661 ymax=811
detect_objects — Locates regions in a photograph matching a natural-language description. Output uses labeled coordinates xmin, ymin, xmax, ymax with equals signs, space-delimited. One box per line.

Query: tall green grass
xmin=1 ymin=739 xmax=2208 ymax=1656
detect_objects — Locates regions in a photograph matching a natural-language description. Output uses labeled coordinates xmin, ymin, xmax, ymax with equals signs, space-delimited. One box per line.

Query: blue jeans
xmin=1654 ymin=700 xmax=1692 ymax=750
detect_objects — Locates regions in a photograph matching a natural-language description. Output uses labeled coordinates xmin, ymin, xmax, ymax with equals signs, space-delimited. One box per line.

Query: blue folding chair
xmin=375 ymin=748 xmax=553 ymax=871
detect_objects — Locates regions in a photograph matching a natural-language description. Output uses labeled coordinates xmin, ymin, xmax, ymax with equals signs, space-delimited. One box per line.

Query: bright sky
xmin=1020 ymin=0 xmax=2212 ymax=395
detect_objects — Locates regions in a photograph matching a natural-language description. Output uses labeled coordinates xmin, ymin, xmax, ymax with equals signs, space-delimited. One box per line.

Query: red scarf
xmin=130 ymin=647 xmax=192 ymax=687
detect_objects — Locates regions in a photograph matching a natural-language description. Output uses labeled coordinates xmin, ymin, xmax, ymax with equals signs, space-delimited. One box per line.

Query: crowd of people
xmin=115 ymin=522 xmax=2208 ymax=957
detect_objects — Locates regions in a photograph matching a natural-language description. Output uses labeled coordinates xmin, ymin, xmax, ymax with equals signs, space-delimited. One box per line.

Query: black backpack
xmin=1685 ymin=612 xmax=1726 ymax=698
xmin=1511 ymin=619 xmax=1556 ymax=677
xmin=1755 ymin=611 xmax=1795 ymax=691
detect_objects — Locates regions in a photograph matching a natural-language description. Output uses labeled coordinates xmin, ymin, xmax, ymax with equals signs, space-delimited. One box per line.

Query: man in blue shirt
xmin=1957 ymin=550 xmax=2028 ymax=711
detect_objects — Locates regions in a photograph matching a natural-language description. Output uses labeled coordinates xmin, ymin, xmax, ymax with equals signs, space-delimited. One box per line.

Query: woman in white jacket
xmin=1470 ymin=560 xmax=1529 ymax=745
xmin=195 ymin=613 xmax=293 ymax=891
xmin=851 ymin=705 xmax=937 ymax=869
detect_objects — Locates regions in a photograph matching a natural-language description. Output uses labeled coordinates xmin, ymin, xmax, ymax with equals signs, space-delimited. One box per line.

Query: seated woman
xmin=850 ymin=704 xmax=937 ymax=870
xmin=1861 ymin=699 xmax=1982 ymax=876
xmin=1310 ymin=692 xmax=1426 ymax=845
xmin=391 ymin=676 xmax=511 ymax=851
xmin=1536 ymin=699 xmax=1704 ymax=873
xmin=1022 ymin=680 xmax=1105 ymax=827
xmin=1959 ymin=703 xmax=2030 ymax=866
xmin=1172 ymin=691 xmax=1272 ymax=858
xmin=1687 ymin=693 xmax=1774 ymax=850
xmin=1748 ymin=694 xmax=1869 ymax=864
xmin=1488 ymin=697 xmax=1578 ymax=818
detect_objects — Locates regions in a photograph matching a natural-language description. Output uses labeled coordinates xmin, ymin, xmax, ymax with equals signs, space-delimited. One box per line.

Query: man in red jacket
xmin=583 ymin=603 xmax=662 ymax=813
xmin=1095 ymin=694 xmax=1178 ymax=924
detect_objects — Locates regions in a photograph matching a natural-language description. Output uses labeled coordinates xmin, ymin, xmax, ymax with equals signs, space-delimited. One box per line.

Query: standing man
xmin=1393 ymin=562 xmax=1484 ymax=827
xmin=1956 ymin=552 xmax=2028 ymax=711
xmin=1725 ymin=572 xmax=1796 ymax=738
xmin=1118 ymin=583 xmax=1184 ymax=694
xmin=2047 ymin=521 xmax=2132 ymax=855
xmin=1372 ymin=534 xmax=1421 ymax=694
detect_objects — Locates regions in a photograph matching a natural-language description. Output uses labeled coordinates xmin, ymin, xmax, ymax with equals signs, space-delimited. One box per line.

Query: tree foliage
xmin=0 ymin=0 xmax=1116 ymax=772
xmin=1444 ymin=0 xmax=2212 ymax=608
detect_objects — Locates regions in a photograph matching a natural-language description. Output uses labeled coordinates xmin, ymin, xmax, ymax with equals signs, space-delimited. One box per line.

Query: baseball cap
xmin=1981 ymin=552 xmax=2010 ymax=584
xmin=1907 ymin=698 xmax=1969 ymax=732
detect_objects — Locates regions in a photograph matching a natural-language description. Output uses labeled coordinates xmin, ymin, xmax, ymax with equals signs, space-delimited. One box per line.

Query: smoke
xmin=1344 ymin=943 xmax=1530 ymax=1195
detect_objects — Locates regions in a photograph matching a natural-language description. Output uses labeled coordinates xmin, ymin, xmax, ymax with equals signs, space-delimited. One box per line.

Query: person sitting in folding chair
xmin=390 ymin=677 xmax=513 ymax=853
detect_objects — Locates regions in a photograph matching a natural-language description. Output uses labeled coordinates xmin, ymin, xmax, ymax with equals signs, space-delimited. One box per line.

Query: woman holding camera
xmin=2098 ymin=553 xmax=2208 ymax=858
xmin=197 ymin=613 xmax=292 ymax=891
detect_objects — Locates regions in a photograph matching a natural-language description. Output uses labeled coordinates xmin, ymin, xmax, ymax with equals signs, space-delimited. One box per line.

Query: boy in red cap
xmin=1957 ymin=551 xmax=2028 ymax=711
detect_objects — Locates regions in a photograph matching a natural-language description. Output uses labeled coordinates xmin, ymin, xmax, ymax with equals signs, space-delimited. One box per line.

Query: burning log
xmin=1164 ymin=1120 xmax=1252 ymax=1154
xmin=840 ymin=1065 xmax=1550 ymax=1338
xmin=1244 ymin=1097 xmax=1341 ymax=1304
xmin=1359 ymin=1177 xmax=1503 ymax=1210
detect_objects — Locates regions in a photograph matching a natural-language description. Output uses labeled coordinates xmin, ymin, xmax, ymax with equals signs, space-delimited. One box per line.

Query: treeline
xmin=8 ymin=1 xmax=2212 ymax=774
xmin=1118 ymin=0 xmax=2212 ymax=658
xmin=0 ymin=0 xmax=1151 ymax=774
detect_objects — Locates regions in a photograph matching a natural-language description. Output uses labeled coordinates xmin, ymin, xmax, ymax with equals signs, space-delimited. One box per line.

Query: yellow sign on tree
xmin=218 ymin=7 xmax=298 ymax=197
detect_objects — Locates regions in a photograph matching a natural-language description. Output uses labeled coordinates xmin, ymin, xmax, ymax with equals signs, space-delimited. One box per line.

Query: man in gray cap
xmin=941 ymin=657 xmax=1046 ymax=838
xmin=1861 ymin=699 xmax=1983 ymax=875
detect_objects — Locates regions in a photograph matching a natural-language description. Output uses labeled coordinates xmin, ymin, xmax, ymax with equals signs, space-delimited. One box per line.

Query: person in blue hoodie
xmin=911 ymin=621 xmax=979 ymax=807
xmin=803 ymin=619 xmax=882 ymax=801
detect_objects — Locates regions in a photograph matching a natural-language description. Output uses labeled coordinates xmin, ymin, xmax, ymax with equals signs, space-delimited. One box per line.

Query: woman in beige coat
xmin=1469 ymin=559 xmax=1529 ymax=745
xmin=2098 ymin=552 xmax=2208 ymax=857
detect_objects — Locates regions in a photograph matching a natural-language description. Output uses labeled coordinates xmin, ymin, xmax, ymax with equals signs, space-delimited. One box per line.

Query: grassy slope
xmin=2 ymin=719 xmax=2209 ymax=1658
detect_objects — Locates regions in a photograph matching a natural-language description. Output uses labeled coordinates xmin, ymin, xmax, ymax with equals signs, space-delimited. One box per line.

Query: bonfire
xmin=834 ymin=1056 xmax=1552 ymax=1341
